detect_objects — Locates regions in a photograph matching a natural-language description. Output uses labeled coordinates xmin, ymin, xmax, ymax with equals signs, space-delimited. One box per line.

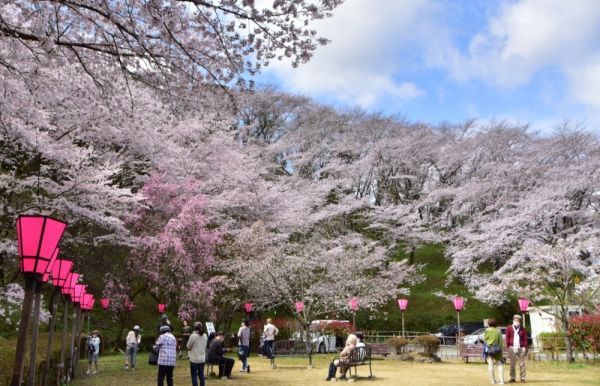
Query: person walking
xmin=208 ymin=331 xmax=235 ymax=379
xmin=263 ymin=318 xmax=279 ymax=366
xmin=125 ymin=325 xmax=141 ymax=370
xmin=156 ymin=325 xmax=177 ymax=386
xmin=187 ymin=322 xmax=208 ymax=386
xmin=237 ymin=320 xmax=251 ymax=373
xmin=483 ymin=318 xmax=504 ymax=384
xmin=506 ymin=315 xmax=528 ymax=383
xmin=86 ymin=330 xmax=101 ymax=375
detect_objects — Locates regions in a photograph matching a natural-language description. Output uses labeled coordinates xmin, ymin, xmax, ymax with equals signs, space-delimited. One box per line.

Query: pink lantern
xmin=518 ymin=298 xmax=529 ymax=312
xmin=41 ymin=248 xmax=60 ymax=283
xmin=100 ymin=298 xmax=110 ymax=310
xmin=158 ymin=303 xmax=166 ymax=313
xmin=81 ymin=293 xmax=93 ymax=311
xmin=72 ymin=284 xmax=86 ymax=304
xmin=398 ymin=298 xmax=408 ymax=311
xmin=16 ymin=215 xmax=67 ymax=279
xmin=453 ymin=296 xmax=465 ymax=312
xmin=61 ymin=272 xmax=79 ymax=296
xmin=244 ymin=302 xmax=253 ymax=313
xmin=295 ymin=301 xmax=304 ymax=313
xmin=348 ymin=297 xmax=359 ymax=312
xmin=51 ymin=259 xmax=73 ymax=288
xmin=88 ymin=297 xmax=95 ymax=310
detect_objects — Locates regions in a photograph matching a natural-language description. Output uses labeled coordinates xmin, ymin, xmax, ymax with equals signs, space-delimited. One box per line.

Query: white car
xmin=292 ymin=320 xmax=351 ymax=353
xmin=463 ymin=327 xmax=506 ymax=345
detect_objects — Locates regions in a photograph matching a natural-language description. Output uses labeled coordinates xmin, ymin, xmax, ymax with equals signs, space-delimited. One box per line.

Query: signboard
xmin=205 ymin=321 xmax=216 ymax=335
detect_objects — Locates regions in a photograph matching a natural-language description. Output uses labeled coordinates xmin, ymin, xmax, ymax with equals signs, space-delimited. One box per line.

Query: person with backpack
xmin=187 ymin=322 xmax=208 ymax=386
xmin=483 ymin=318 xmax=504 ymax=384
xmin=125 ymin=325 xmax=141 ymax=370
xmin=86 ymin=330 xmax=101 ymax=375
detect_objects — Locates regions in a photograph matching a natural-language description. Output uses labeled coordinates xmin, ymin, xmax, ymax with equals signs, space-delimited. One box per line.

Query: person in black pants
xmin=207 ymin=331 xmax=234 ymax=379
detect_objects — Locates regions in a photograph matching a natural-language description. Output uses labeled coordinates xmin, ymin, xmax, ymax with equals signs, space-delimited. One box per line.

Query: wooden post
xmin=41 ymin=287 xmax=58 ymax=386
xmin=401 ymin=311 xmax=405 ymax=338
xmin=11 ymin=278 xmax=35 ymax=386
xmin=68 ymin=305 xmax=80 ymax=380
xmin=27 ymin=280 xmax=42 ymax=386
xmin=58 ymin=297 xmax=69 ymax=384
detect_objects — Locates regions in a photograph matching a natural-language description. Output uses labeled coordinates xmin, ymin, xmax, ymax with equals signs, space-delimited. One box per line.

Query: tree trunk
xmin=562 ymin=317 xmax=574 ymax=362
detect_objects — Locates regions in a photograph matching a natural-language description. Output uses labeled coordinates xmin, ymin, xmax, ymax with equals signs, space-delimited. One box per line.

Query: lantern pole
xmin=27 ymin=280 xmax=43 ymax=386
xmin=10 ymin=277 xmax=35 ymax=386
xmin=58 ymin=296 xmax=69 ymax=384
xmin=401 ymin=311 xmax=405 ymax=338
xmin=68 ymin=304 xmax=80 ymax=380
xmin=40 ymin=286 xmax=59 ymax=386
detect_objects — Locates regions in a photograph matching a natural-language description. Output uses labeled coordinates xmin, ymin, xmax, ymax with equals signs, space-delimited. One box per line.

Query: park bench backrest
xmin=351 ymin=346 xmax=369 ymax=363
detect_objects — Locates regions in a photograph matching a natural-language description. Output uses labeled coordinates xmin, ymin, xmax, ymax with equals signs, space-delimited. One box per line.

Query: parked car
xmin=462 ymin=326 xmax=533 ymax=346
xmin=463 ymin=327 xmax=507 ymax=345
xmin=292 ymin=320 xmax=352 ymax=353
xmin=434 ymin=322 xmax=485 ymax=344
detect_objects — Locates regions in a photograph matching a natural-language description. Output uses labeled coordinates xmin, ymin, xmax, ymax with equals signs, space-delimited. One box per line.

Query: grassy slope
xmin=357 ymin=244 xmax=506 ymax=333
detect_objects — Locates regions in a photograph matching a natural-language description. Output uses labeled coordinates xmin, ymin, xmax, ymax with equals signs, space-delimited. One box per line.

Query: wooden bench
xmin=460 ymin=343 xmax=509 ymax=363
xmin=345 ymin=346 xmax=373 ymax=378
xmin=369 ymin=343 xmax=390 ymax=358
xmin=270 ymin=340 xmax=313 ymax=368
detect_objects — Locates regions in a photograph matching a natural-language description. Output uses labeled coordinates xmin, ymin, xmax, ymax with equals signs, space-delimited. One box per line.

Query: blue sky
xmin=257 ymin=0 xmax=600 ymax=134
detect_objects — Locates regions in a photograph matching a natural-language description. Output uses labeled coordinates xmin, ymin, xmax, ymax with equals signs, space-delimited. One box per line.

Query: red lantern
xmin=100 ymin=298 xmax=110 ymax=310
xmin=348 ymin=297 xmax=359 ymax=312
xmin=16 ymin=215 xmax=67 ymax=279
xmin=397 ymin=298 xmax=408 ymax=311
xmin=158 ymin=303 xmax=166 ymax=313
xmin=453 ymin=296 xmax=465 ymax=312
xmin=41 ymin=248 xmax=59 ymax=283
xmin=295 ymin=301 xmax=304 ymax=313
xmin=518 ymin=298 xmax=529 ymax=312
xmin=244 ymin=302 xmax=253 ymax=313
xmin=51 ymin=259 xmax=73 ymax=288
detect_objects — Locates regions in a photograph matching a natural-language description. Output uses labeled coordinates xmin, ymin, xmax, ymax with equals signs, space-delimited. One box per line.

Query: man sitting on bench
xmin=208 ymin=331 xmax=235 ymax=379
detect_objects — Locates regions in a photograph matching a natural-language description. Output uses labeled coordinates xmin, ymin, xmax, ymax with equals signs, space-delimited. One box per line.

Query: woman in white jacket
xmin=125 ymin=325 xmax=141 ymax=370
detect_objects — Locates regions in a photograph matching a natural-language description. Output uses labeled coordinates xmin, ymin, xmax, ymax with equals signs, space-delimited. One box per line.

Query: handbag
xmin=148 ymin=346 xmax=159 ymax=365
xmin=486 ymin=343 xmax=502 ymax=356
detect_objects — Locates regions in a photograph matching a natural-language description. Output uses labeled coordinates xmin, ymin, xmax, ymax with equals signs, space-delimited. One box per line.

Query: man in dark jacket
xmin=506 ymin=315 xmax=528 ymax=383
xmin=207 ymin=331 xmax=234 ymax=379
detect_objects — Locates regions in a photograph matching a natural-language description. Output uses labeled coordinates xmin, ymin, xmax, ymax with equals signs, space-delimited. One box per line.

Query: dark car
xmin=434 ymin=322 xmax=485 ymax=344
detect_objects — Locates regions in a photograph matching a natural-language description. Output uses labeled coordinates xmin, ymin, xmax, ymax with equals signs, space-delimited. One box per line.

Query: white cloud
xmin=442 ymin=0 xmax=600 ymax=104
xmin=262 ymin=0 xmax=438 ymax=109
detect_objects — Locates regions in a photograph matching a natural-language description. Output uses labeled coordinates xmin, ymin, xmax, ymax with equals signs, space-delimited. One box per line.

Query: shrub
xmin=569 ymin=314 xmax=600 ymax=355
xmin=386 ymin=336 xmax=409 ymax=353
xmin=411 ymin=335 xmax=440 ymax=356
xmin=538 ymin=332 xmax=567 ymax=351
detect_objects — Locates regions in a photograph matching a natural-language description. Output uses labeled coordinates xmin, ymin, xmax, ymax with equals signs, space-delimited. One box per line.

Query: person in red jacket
xmin=505 ymin=315 xmax=528 ymax=383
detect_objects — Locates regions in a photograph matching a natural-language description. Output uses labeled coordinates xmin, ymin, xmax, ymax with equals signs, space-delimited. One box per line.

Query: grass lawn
xmin=70 ymin=352 xmax=600 ymax=386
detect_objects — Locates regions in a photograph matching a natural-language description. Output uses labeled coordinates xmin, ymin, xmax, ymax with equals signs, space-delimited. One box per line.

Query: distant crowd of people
xmin=83 ymin=313 xmax=530 ymax=385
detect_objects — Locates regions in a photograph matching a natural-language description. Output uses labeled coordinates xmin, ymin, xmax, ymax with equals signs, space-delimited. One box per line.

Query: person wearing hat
xmin=125 ymin=325 xmax=142 ymax=370
xmin=506 ymin=314 xmax=528 ymax=383
xmin=157 ymin=313 xmax=172 ymax=335
xmin=187 ymin=322 xmax=208 ymax=386
xmin=86 ymin=330 xmax=101 ymax=375
xmin=208 ymin=331 xmax=235 ymax=379
xmin=156 ymin=325 xmax=177 ymax=386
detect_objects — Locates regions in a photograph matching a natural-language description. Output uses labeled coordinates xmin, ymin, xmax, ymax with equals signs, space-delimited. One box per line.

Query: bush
xmin=410 ymin=335 xmax=440 ymax=356
xmin=569 ymin=314 xmax=600 ymax=355
xmin=538 ymin=332 xmax=567 ymax=351
xmin=386 ymin=336 xmax=409 ymax=353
